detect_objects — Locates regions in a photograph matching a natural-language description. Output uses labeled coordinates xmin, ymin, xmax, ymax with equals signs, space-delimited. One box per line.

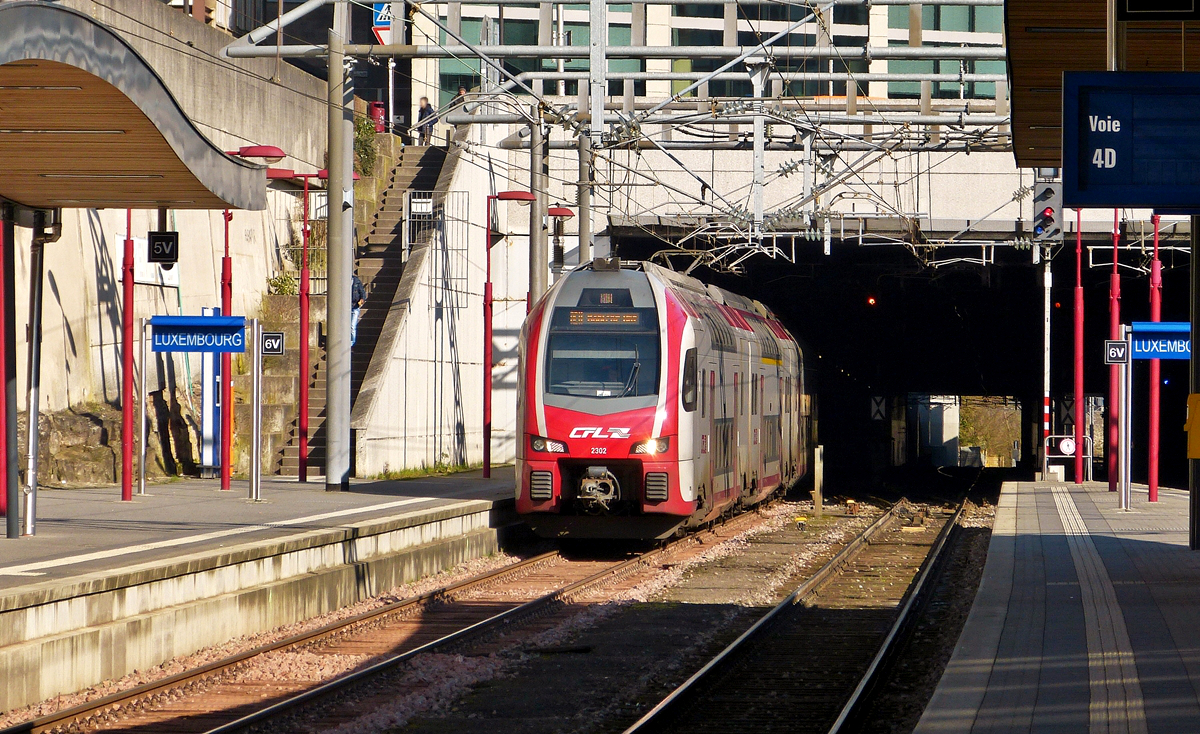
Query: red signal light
xmin=1040 ymin=207 xmax=1055 ymax=218
xmin=867 ymin=296 xmax=877 ymax=306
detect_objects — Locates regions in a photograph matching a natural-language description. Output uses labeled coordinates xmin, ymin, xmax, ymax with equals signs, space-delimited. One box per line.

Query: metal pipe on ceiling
xmin=497 ymin=70 xmax=1007 ymax=85
xmin=497 ymin=138 xmax=1009 ymax=152
xmin=444 ymin=112 xmax=1008 ymax=125
xmin=229 ymin=43 xmax=1006 ymax=60
xmin=407 ymin=44 xmax=1008 ymax=60
xmin=451 ymin=0 xmax=1004 ymax=5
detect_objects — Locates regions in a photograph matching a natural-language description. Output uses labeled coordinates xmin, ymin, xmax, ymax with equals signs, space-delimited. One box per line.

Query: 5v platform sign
xmin=147 ymin=231 xmax=179 ymax=269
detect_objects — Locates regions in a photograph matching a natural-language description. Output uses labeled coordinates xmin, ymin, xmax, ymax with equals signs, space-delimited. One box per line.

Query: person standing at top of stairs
xmin=417 ymin=97 xmax=435 ymax=146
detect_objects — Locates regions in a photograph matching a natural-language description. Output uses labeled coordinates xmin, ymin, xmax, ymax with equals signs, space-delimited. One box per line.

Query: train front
xmin=515 ymin=264 xmax=695 ymax=540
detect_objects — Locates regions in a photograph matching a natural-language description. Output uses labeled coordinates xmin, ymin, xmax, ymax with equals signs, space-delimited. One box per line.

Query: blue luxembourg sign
xmin=150 ymin=315 xmax=246 ymax=353
xmin=1131 ymin=321 xmax=1191 ymax=360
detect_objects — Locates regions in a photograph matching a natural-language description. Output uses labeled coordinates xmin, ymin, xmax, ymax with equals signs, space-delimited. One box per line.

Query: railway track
xmin=622 ymin=498 xmax=964 ymax=734
xmin=1 ymin=505 xmax=777 ymax=734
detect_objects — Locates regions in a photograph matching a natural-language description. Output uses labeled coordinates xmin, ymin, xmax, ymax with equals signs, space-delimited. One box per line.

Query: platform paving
xmin=916 ymin=481 xmax=1200 ymax=734
xmin=0 ymin=468 xmax=513 ymax=590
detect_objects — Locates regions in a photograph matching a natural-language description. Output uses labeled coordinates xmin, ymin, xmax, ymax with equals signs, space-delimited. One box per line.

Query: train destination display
xmin=1062 ymin=72 xmax=1200 ymax=208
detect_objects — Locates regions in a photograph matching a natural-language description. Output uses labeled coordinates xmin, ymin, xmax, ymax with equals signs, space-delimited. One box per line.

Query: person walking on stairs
xmin=351 ymin=271 xmax=366 ymax=347
xmin=417 ymin=96 xmax=435 ymax=146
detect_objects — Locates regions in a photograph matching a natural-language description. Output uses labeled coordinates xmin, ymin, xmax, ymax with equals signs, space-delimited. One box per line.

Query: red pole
xmin=483 ymin=195 xmax=495 ymax=479
xmin=121 ymin=211 xmax=135 ymax=502
xmin=221 ymin=210 xmax=233 ymax=491
xmin=1149 ymin=214 xmax=1162 ymax=501
xmin=1074 ymin=209 xmax=1085 ymax=484
xmin=299 ymin=179 xmax=310 ymax=482
xmin=1108 ymin=209 xmax=1121 ymax=492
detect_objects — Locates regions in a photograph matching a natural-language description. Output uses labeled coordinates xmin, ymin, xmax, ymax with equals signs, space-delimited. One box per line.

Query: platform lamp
xmin=547 ymin=205 xmax=575 ymax=277
xmin=221 ymin=145 xmax=286 ymax=491
xmin=484 ymin=190 xmax=536 ymax=479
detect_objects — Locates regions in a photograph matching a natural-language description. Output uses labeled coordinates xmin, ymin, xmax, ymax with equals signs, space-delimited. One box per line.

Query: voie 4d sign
xmin=1063 ymin=72 xmax=1200 ymax=208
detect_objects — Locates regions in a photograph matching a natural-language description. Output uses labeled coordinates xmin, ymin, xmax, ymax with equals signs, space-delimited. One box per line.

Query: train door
xmin=732 ymin=369 xmax=740 ymax=499
xmin=749 ymin=358 xmax=762 ymax=497
xmin=699 ymin=358 xmax=718 ymax=507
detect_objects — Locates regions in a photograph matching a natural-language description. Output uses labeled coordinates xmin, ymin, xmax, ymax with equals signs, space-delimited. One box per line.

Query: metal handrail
xmin=1043 ymin=433 xmax=1094 ymax=482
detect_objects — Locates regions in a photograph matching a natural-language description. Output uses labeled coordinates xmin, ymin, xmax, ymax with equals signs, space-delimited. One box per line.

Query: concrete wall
xmin=12 ymin=201 xmax=301 ymax=413
xmin=353 ymin=124 xmax=511 ymax=475
xmin=3 ymin=1 xmax=327 ymax=414
xmin=0 ymin=499 xmax=512 ymax=713
xmin=59 ymin=0 xmax=327 ymax=171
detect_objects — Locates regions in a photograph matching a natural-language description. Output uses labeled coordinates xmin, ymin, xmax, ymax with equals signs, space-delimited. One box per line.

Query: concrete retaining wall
xmin=351 ymin=123 xmax=523 ymax=475
xmin=0 ymin=499 xmax=516 ymax=713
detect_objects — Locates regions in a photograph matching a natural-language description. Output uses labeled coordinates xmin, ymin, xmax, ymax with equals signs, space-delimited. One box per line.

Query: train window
xmin=545 ymin=332 xmax=660 ymax=398
xmin=710 ymin=371 xmax=716 ymax=418
xmin=734 ymin=373 xmax=739 ymax=416
xmin=699 ymin=370 xmax=706 ymax=416
xmin=751 ymin=373 xmax=757 ymax=415
xmin=681 ymin=349 xmax=698 ymax=412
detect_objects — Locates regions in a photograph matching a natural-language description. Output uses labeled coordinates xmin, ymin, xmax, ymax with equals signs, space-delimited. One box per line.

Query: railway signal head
xmin=1032 ymin=182 xmax=1063 ymax=242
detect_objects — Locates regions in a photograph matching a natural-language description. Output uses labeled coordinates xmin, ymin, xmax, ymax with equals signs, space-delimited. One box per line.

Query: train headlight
xmin=632 ymin=437 xmax=670 ymax=455
xmin=531 ymin=436 xmax=567 ymax=453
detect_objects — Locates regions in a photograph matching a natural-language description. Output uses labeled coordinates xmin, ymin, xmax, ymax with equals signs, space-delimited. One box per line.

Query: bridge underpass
xmin=616 ymin=228 xmax=1193 ymax=490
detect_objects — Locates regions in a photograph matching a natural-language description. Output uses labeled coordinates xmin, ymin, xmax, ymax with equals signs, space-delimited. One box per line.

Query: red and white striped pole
xmin=1044 ymin=239 xmax=1052 ymax=476
xmin=1074 ymin=209 xmax=1085 ymax=484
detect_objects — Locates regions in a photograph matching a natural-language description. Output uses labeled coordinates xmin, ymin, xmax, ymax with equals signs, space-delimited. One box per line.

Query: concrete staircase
xmin=364 ymin=146 xmax=446 ymax=256
xmin=233 ymin=294 xmax=326 ymax=476
xmin=274 ymin=145 xmax=448 ymax=476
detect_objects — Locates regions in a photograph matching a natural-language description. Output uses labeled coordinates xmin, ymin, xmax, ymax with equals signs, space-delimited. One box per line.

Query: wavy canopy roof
xmin=0 ymin=1 xmax=265 ymax=210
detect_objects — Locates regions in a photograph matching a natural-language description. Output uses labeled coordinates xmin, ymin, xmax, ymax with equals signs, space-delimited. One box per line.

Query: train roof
xmin=580 ymin=258 xmax=782 ymax=323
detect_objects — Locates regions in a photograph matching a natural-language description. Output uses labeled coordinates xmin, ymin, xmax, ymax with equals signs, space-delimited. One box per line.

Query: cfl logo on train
xmin=569 ymin=426 xmax=632 ymax=439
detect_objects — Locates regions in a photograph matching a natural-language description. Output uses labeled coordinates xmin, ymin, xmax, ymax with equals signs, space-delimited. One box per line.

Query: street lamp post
xmin=1109 ymin=209 xmax=1121 ymax=492
xmin=122 ymin=210 xmax=135 ymax=501
xmin=548 ymin=205 xmax=575 ymax=277
xmin=484 ymin=190 xmax=535 ymax=479
xmin=299 ymin=174 xmax=312 ymax=482
xmin=1149 ymin=213 xmax=1162 ymax=501
xmin=223 ymin=146 xmax=285 ymax=491
xmin=220 ymin=209 xmax=233 ymax=491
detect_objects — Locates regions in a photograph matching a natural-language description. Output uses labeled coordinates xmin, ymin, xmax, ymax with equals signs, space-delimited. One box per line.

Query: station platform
xmin=0 ymin=469 xmax=518 ymax=714
xmin=917 ymin=481 xmax=1200 ymax=733
xmin=0 ymin=469 xmax=513 ymax=588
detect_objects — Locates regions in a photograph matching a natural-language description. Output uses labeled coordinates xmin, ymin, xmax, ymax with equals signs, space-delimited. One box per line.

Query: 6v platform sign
xmin=261 ymin=331 xmax=285 ymax=356
xmin=1105 ymin=340 xmax=1129 ymax=365
xmin=147 ymin=231 xmax=179 ymax=269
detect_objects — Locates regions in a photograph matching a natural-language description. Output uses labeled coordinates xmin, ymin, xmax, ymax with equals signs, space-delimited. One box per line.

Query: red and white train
xmin=515 ymin=258 xmax=815 ymax=540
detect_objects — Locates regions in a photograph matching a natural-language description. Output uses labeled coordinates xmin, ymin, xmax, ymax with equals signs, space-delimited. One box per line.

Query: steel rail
xmin=199 ymin=507 xmax=778 ymax=734
xmin=0 ymin=551 xmax=563 ymax=734
xmin=0 ymin=499 xmax=778 ymax=734
xmin=621 ymin=501 xmax=901 ymax=734
xmin=827 ymin=499 xmax=966 ymax=732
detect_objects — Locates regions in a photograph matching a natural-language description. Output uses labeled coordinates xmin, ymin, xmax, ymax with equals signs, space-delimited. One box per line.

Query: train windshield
xmin=546 ymin=332 xmax=660 ymax=398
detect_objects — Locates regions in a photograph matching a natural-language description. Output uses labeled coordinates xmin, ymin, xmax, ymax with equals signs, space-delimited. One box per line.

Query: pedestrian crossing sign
xmin=372 ymin=3 xmax=393 ymax=45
